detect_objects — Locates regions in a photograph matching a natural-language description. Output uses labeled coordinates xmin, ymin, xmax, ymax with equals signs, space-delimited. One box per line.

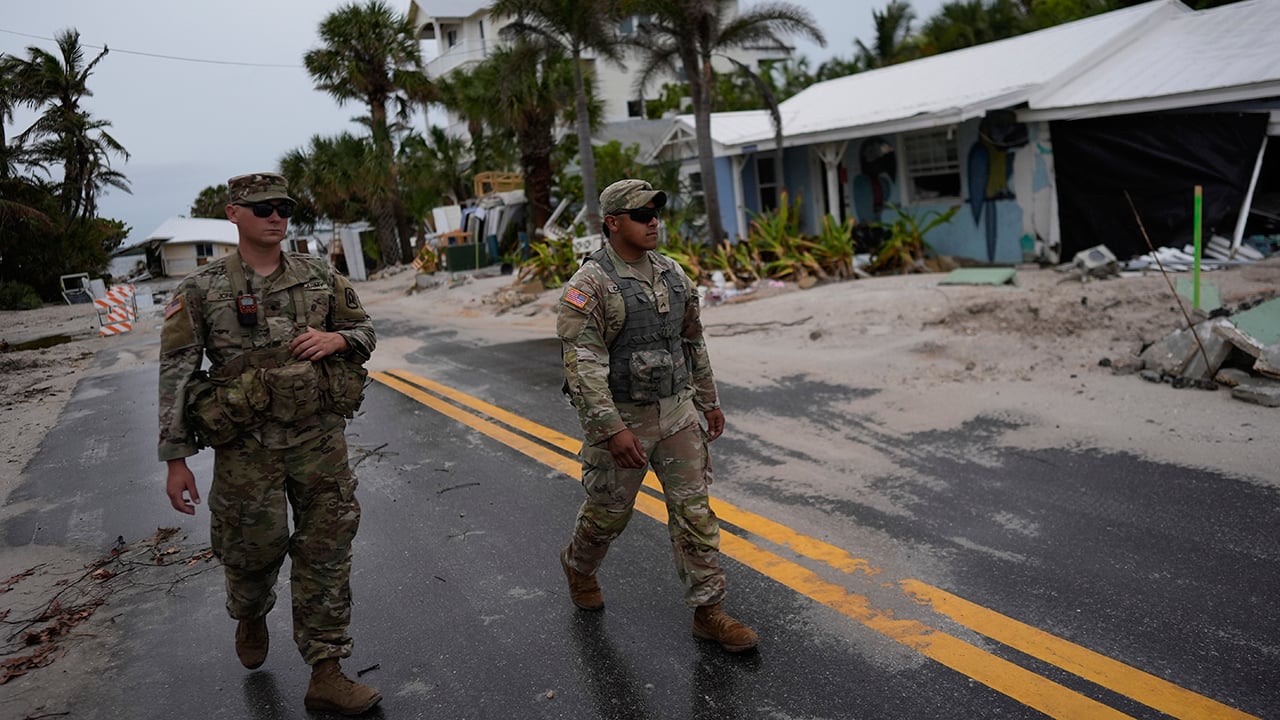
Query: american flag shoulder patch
xmin=563 ymin=286 xmax=591 ymax=310
xmin=164 ymin=294 xmax=184 ymax=320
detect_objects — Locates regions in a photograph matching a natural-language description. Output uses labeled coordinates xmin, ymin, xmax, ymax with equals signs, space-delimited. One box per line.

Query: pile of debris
xmin=1126 ymin=296 xmax=1280 ymax=407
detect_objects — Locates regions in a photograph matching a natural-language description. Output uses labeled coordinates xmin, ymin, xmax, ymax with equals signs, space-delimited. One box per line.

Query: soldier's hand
xmin=607 ymin=429 xmax=647 ymax=469
xmin=165 ymin=460 xmax=201 ymax=515
xmin=289 ymin=326 xmax=349 ymax=361
xmin=704 ymin=408 xmax=725 ymax=441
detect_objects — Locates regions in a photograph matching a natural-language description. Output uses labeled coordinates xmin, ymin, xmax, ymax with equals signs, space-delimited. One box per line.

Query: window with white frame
xmin=902 ymin=129 xmax=960 ymax=201
xmin=195 ymin=242 xmax=214 ymax=266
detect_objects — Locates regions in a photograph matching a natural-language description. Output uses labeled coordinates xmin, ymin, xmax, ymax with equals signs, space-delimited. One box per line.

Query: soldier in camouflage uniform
xmin=556 ymin=179 xmax=758 ymax=653
xmin=159 ymin=172 xmax=381 ymax=715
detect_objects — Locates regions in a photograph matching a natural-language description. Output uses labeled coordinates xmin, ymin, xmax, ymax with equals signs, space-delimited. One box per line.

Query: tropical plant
xmin=6 ymin=29 xmax=131 ymax=221
xmin=0 ymin=282 xmax=43 ymax=311
xmin=856 ymin=0 xmax=919 ymax=68
xmin=627 ymin=0 xmax=824 ymax=245
xmin=516 ymin=234 xmax=577 ymax=287
xmin=304 ymin=0 xmax=436 ymax=264
xmin=491 ymin=0 xmax=624 ymax=237
xmin=435 ymin=70 xmax=520 ymax=178
xmin=869 ymin=203 xmax=960 ymax=274
xmin=453 ymin=41 xmax=578 ymax=232
xmin=189 ymin=185 xmax=229 ymax=219
xmin=810 ymin=214 xmax=857 ymax=279
xmin=919 ymin=0 xmax=1027 ymax=54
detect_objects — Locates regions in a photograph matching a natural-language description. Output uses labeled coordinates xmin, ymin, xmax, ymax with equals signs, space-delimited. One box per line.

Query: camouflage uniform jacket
xmin=157 ymin=251 xmax=375 ymax=461
xmin=557 ymin=244 xmax=718 ymax=446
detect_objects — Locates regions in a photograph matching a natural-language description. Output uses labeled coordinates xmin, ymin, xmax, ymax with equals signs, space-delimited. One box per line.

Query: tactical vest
xmin=184 ymin=252 xmax=367 ymax=448
xmin=589 ymin=248 xmax=690 ymax=403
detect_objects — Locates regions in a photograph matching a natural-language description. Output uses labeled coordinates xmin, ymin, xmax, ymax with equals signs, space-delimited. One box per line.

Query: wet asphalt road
xmin=2 ymin=322 xmax=1278 ymax=719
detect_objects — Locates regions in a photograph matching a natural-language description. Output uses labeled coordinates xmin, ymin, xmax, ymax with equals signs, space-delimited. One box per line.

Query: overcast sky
xmin=2 ymin=0 xmax=945 ymax=247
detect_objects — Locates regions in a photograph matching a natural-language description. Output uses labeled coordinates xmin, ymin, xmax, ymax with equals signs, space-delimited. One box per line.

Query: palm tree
xmin=7 ymin=30 xmax=130 ymax=220
xmin=628 ymin=0 xmax=824 ymax=244
xmin=401 ymin=126 xmax=473 ymax=208
xmin=304 ymin=1 xmax=437 ymax=264
xmin=435 ymin=70 xmax=520 ymax=180
xmin=918 ymin=0 xmax=1027 ymax=54
xmin=460 ymin=41 xmax=578 ymax=232
xmin=490 ymin=0 xmax=625 ymax=237
xmin=856 ymin=0 xmax=919 ymax=69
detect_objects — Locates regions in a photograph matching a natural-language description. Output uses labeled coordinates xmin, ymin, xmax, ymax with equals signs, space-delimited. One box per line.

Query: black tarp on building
xmin=1052 ymin=112 xmax=1270 ymax=260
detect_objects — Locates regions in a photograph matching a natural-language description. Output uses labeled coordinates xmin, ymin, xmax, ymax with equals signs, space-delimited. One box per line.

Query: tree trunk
xmin=693 ymin=57 xmax=725 ymax=245
xmin=520 ymin=123 xmax=556 ymax=232
xmin=573 ymin=51 xmax=601 ymax=237
xmin=374 ymin=200 xmax=399 ymax=271
xmin=370 ymin=94 xmax=408 ymax=264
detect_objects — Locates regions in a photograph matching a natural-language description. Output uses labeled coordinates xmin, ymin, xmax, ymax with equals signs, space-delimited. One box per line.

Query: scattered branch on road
xmin=706 ymin=316 xmax=811 ymax=337
xmin=0 ymin=528 xmax=218 ymax=685
xmin=438 ymin=482 xmax=481 ymax=495
xmin=351 ymin=442 xmax=393 ymax=470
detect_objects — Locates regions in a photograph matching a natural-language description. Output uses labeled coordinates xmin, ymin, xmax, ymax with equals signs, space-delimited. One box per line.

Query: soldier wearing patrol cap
xmin=158 ymin=172 xmax=381 ymax=714
xmin=555 ymin=178 xmax=758 ymax=653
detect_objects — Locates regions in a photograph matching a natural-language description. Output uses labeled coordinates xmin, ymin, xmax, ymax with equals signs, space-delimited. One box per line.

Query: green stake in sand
xmin=1193 ymin=184 xmax=1202 ymax=310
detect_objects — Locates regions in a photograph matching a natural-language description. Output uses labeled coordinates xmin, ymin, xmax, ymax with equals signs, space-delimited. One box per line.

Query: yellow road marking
xmin=373 ymin=369 xmax=1257 ymax=720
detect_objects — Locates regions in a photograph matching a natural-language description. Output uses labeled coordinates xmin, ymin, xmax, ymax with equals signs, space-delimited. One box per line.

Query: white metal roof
xmin=144 ymin=218 xmax=239 ymax=246
xmin=681 ymin=0 xmax=1180 ymax=153
xmin=1024 ymin=0 xmax=1280 ymax=120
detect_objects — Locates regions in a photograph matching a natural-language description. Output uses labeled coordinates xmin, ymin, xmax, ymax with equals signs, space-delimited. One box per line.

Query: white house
xmin=123 ymin=218 xmax=333 ymax=278
xmin=408 ymin=0 xmax=796 ymax=135
xmin=134 ymin=218 xmax=240 ymax=278
xmin=652 ymin=0 xmax=1279 ymax=264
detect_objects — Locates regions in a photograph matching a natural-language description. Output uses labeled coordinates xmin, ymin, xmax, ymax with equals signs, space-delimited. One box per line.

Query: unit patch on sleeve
xmin=164 ymin=294 xmax=184 ymax=320
xmin=563 ymin=286 xmax=592 ymax=311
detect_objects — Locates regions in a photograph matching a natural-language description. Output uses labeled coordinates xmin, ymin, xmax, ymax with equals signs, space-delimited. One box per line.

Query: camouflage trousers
xmin=565 ymin=399 xmax=726 ymax=607
xmin=210 ymin=426 xmax=361 ymax=665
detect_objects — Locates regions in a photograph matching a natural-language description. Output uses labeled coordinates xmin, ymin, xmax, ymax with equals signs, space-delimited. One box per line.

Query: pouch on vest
xmin=185 ymin=372 xmax=260 ymax=448
xmin=628 ymin=349 xmax=675 ymax=402
xmin=319 ymin=356 xmax=368 ymax=417
xmin=258 ymin=361 xmax=322 ymax=423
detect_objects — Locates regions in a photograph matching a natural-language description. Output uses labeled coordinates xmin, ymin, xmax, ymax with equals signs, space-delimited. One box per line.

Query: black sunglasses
xmin=236 ymin=201 xmax=295 ymax=219
xmin=613 ymin=207 xmax=661 ymax=224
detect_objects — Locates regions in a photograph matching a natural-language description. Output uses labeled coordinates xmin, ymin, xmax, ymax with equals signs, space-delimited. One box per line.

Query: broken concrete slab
xmin=1255 ymin=343 xmax=1280 ymax=379
xmin=1214 ymin=368 xmax=1253 ymax=387
xmin=1232 ymin=377 xmax=1280 ymax=407
xmin=1213 ymin=321 xmax=1266 ymax=359
xmin=1182 ymin=318 xmax=1236 ymax=380
xmin=1141 ymin=318 xmax=1234 ymax=379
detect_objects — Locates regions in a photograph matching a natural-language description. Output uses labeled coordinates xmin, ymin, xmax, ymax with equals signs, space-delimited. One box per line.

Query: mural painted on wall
xmin=967 ymin=110 xmax=1029 ymax=262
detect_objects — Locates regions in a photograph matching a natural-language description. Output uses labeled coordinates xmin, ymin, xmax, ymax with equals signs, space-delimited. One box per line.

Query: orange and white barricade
xmin=95 ymin=284 xmax=138 ymax=336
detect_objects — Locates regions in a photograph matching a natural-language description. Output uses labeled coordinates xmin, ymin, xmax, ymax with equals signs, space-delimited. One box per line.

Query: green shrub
xmin=0 ymin=282 xmax=44 ymax=310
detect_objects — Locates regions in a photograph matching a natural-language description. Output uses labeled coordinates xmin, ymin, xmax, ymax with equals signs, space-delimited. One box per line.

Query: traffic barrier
xmin=95 ymin=284 xmax=139 ymax=336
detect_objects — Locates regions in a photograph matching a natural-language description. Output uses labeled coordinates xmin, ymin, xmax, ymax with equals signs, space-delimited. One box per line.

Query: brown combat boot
xmin=560 ymin=546 xmax=604 ymax=611
xmin=234 ymin=617 xmax=268 ymax=669
xmin=693 ymin=603 xmax=758 ymax=652
xmin=304 ymin=659 xmax=382 ymax=716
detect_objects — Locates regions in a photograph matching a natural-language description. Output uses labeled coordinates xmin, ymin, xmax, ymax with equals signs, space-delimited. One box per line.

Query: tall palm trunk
xmin=572 ymin=52 xmax=601 ymax=236
xmin=692 ymin=52 xmax=725 ymax=244
xmin=369 ymin=95 xmax=410 ymax=264
xmin=373 ymin=200 xmax=399 ymax=269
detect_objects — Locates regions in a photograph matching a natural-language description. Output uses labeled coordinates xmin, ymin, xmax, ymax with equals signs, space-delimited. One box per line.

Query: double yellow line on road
xmin=372 ymin=369 xmax=1255 ymax=720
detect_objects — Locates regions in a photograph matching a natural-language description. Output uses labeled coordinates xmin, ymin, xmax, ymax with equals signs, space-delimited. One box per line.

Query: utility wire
xmin=0 ymin=27 xmax=303 ymax=68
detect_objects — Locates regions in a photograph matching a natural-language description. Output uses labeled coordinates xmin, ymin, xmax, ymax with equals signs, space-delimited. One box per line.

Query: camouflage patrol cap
xmin=227 ymin=172 xmax=295 ymax=204
xmin=600 ymin=179 xmax=667 ymax=215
